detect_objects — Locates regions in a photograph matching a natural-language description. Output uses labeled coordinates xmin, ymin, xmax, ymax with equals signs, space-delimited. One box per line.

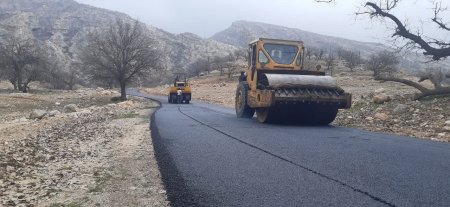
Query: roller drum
xmin=263 ymin=74 xmax=338 ymax=89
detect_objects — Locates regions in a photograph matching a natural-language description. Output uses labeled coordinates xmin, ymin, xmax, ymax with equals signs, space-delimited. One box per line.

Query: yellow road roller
xmin=235 ymin=38 xmax=351 ymax=124
xmin=168 ymin=74 xmax=192 ymax=104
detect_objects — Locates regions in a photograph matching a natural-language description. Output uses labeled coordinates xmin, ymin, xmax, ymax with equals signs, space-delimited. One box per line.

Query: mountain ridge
xmin=211 ymin=20 xmax=386 ymax=56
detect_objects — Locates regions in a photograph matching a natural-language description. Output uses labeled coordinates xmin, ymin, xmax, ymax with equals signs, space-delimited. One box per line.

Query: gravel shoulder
xmin=143 ymin=70 xmax=450 ymax=142
xmin=0 ymin=86 xmax=169 ymax=207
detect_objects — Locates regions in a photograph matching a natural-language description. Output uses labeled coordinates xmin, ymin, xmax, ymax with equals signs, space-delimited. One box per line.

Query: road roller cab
xmin=235 ymin=38 xmax=351 ymax=124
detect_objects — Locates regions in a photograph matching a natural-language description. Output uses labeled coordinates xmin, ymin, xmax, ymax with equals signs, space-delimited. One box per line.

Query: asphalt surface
xmin=129 ymin=90 xmax=450 ymax=207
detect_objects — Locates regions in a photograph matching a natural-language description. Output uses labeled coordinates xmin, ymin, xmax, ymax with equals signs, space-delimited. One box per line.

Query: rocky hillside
xmin=211 ymin=21 xmax=386 ymax=57
xmin=0 ymin=0 xmax=236 ymax=71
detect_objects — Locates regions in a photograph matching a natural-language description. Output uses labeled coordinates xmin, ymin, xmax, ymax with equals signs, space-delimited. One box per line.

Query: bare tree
xmin=314 ymin=48 xmax=325 ymax=60
xmin=0 ymin=37 xmax=45 ymax=92
xmin=45 ymin=60 xmax=66 ymax=89
xmin=366 ymin=50 xmax=399 ymax=77
xmin=211 ymin=55 xmax=229 ymax=76
xmin=224 ymin=49 xmax=247 ymax=79
xmin=336 ymin=47 xmax=345 ymax=60
xmin=306 ymin=47 xmax=314 ymax=60
xmin=362 ymin=1 xmax=450 ymax=61
xmin=315 ymin=0 xmax=450 ymax=98
xmin=188 ymin=58 xmax=210 ymax=77
xmin=325 ymin=52 xmax=336 ymax=75
xmin=341 ymin=49 xmax=363 ymax=72
xmin=64 ymin=62 xmax=83 ymax=90
xmin=235 ymin=48 xmax=248 ymax=62
xmin=80 ymin=19 xmax=160 ymax=100
xmin=360 ymin=0 xmax=450 ymax=98
xmin=45 ymin=61 xmax=82 ymax=90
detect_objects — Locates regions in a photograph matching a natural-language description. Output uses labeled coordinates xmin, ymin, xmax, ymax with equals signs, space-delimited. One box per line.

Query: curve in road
xmin=130 ymin=90 xmax=450 ymax=207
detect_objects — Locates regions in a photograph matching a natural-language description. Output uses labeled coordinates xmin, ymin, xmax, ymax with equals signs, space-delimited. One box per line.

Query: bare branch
xmin=365 ymin=2 xmax=450 ymax=60
xmin=432 ymin=2 xmax=450 ymax=31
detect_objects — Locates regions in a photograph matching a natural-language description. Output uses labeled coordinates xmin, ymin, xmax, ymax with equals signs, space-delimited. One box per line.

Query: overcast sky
xmin=75 ymin=0 xmax=448 ymax=43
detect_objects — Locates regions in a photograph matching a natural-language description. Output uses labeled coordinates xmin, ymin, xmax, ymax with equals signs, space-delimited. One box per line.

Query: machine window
xmin=258 ymin=50 xmax=269 ymax=64
xmin=263 ymin=44 xmax=298 ymax=64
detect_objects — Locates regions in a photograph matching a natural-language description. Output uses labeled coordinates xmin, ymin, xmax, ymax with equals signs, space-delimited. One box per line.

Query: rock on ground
xmin=372 ymin=93 xmax=391 ymax=104
xmin=63 ymin=104 xmax=78 ymax=113
xmin=29 ymin=109 xmax=47 ymax=119
xmin=0 ymin=91 xmax=168 ymax=207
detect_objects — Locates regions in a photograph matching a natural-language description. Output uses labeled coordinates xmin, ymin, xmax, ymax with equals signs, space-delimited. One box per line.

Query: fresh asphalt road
xmin=129 ymin=90 xmax=450 ymax=207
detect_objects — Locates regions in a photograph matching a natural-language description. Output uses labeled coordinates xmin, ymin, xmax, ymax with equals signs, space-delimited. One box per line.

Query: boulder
xmin=63 ymin=104 xmax=78 ymax=113
xmin=392 ymin=104 xmax=409 ymax=114
xmin=48 ymin=110 xmax=61 ymax=117
xmin=372 ymin=93 xmax=391 ymax=104
xmin=444 ymin=126 xmax=450 ymax=131
xmin=30 ymin=110 xmax=47 ymax=120
xmin=374 ymin=113 xmax=389 ymax=121
xmin=365 ymin=116 xmax=374 ymax=121
xmin=445 ymin=120 xmax=450 ymax=126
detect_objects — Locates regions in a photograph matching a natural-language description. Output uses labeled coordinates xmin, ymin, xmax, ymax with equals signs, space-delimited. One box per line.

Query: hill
xmin=0 ymin=0 xmax=236 ymax=73
xmin=211 ymin=20 xmax=386 ymax=57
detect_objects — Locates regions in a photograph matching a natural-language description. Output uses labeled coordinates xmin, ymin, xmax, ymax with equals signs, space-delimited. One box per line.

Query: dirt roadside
xmin=143 ymin=70 xmax=450 ymax=142
xmin=0 ymin=86 xmax=169 ymax=207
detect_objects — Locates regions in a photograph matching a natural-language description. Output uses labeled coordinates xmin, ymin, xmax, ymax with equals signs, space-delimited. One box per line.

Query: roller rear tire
xmin=235 ymin=82 xmax=255 ymax=118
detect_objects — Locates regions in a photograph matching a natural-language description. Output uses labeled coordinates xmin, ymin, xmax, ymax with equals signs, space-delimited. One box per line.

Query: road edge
xmin=131 ymin=90 xmax=201 ymax=207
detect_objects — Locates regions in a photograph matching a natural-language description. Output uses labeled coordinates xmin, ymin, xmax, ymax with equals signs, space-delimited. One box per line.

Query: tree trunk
xmin=414 ymin=87 xmax=450 ymax=100
xmin=376 ymin=76 xmax=429 ymax=93
xmin=9 ymin=79 xmax=17 ymax=90
xmin=120 ymin=82 xmax=127 ymax=101
xmin=376 ymin=75 xmax=450 ymax=100
xmin=21 ymin=82 xmax=28 ymax=93
xmin=17 ymin=71 xmax=23 ymax=92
